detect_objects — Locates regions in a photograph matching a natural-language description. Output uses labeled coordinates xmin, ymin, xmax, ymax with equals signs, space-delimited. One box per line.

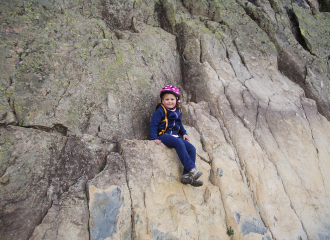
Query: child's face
xmin=162 ymin=93 xmax=177 ymax=109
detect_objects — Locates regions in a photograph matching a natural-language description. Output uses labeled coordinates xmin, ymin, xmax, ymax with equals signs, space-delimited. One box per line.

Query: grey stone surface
xmin=217 ymin=168 xmax=224 ymax=177
xmin=318 ymin=233 xmax=330 ymax=240
xmin=151 ymin=229 xmax=181 ymax=240
xmin=0 ymin=0 xmax=330 ymax=239
xmin=0 ymin=126 xmax=114 ymax=240
xmin=234 ymin=212 xmax=241 ymax=224
xmin=240 ymin=219 xmax=268 ymax=236
xmin=90 ymin=188 xmax=122 ymax=240
xmin=30 ymin=176 xmax=90 ymax=240
xmin=87 ymin=152 xmax=132 ymax=240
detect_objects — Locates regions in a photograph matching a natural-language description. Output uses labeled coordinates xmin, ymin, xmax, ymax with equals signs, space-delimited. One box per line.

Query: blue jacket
xmin=150 ymin=104 xmax=187 ymax=140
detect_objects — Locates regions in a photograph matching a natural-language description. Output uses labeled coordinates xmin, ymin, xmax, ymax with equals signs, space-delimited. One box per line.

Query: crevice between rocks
xmin=85 ymin=178 xmax=91 ymax=240
xmin=202 ymin=63 xmax=252 ymax=190
xmin=225 ymin=47 xmax=238 ymax=78
xmin=28 ymin=135 xmax=70 ymax=240
xmin=55 ymin=76 xmax=71 ymax=110
xmin=285 ymin=6 xmax=309 ymax=52
xmin=210 ymin=98 xmax=262 ymax=238
xmin=214 ymin=112 xmax=234 ymax=150
xmin=206 ymin=162 xmax=232 ymax=240
xmin=250 ymin=105 xmax=279 ymax=240
xmin=119 ymin=147 xmax=135 ymax=240
xmin=319 ymin=0 xmax=330 ymax=12
xmin=189 ymin=103 xmax=237 ymax=240
xmin=21 ymin=124 xmax=68 ymax=136
xmin=303 ymin=66 xmax=330 ymax=120
xmin=210 ymin=103 xmax=263 ymax=239
xmin=263 ymin=99 xmax=310 ymax=239
xmin=300 ymin=98 xmax=327 ymax=195
xmin=231 ymin=37 xmax=253 ymax=85
xmin=199 ymin=37 xmax=203 ymax=63
xmin=253 ymin=102 xmax=261 ymax=136
xmin=223 ymin=84 xmax=254 ymax=134
xmin=156 ymin=0 xmax=175 ymax=35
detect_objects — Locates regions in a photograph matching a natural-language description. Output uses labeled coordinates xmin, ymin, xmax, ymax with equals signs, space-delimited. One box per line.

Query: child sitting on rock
xmin=150 ymin=85 xmax=203 ymax=187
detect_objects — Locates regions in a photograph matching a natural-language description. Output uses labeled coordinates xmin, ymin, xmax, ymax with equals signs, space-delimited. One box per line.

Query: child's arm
xmin=179 ymin=115 xmax=189 ymax=141
xmin=150 ymin=108 xmax=163 ymax=142
xmin=179 ymin=120 xmax=188 ymax=137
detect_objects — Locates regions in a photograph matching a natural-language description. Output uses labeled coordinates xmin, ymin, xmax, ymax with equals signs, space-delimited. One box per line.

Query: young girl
xmin=150 ymin=85 xmax=203 ymax=187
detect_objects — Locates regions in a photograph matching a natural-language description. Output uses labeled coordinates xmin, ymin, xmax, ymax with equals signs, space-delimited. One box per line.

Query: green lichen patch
xmin=293 ymin=4 xmax=330 ymax=58
xmin=182 ymin=0 xmax=210 ymax=17
xmin=159 ymin=0 xmax=178 ymax=33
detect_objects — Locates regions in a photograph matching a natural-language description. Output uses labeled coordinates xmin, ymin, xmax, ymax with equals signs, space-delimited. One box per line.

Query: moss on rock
xmin=293 ymin=4 xmax=330 ymax=58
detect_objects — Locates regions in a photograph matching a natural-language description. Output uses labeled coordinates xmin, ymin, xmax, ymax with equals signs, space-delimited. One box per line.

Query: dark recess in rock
xmin=156 ymin=2 xmax=172 ymax=34
xmin=285 ymin=8 xmax=309 ymax=52
xmin=319 ymin=0 xmax=330 ymax=12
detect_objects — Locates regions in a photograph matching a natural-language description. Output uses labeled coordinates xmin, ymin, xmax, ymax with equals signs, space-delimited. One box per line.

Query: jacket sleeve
xmin=178 ymin=114 xmax=187 ymax=136
xmin=150 ymin=108 xmax=163 ymax=140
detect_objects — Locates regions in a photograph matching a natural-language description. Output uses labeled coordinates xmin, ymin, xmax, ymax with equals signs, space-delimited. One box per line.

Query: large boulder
xmin=119 ymin=133 xmax=230 ymax=240
xmin=30 ymin=176 xmax=90 ymax=240
xmin=0 ymin=126 xmax=114 ymax=239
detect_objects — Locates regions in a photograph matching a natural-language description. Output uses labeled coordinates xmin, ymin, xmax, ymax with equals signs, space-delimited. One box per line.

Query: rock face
xmin=0 ymin=126 xmax=115 ymax=239
xmin=0 ymin=0 xmax=329 ymax=239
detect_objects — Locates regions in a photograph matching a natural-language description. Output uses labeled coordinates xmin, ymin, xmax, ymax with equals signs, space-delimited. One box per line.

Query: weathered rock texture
xmin=0 ymin=0 xmax=330 ymax=239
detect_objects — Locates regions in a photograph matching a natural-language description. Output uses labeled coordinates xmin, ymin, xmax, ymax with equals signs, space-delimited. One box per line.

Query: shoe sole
xmin=181 ymin=178 xmax=203 ymax=187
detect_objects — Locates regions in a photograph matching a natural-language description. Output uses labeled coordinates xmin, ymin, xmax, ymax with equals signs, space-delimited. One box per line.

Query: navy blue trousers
xmin=159 ymin=134 xmax=196 ymax=174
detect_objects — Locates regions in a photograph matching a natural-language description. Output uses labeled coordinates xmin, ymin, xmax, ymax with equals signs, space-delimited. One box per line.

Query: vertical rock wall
xmin=0 ymin=0 xmax=329 ymax=239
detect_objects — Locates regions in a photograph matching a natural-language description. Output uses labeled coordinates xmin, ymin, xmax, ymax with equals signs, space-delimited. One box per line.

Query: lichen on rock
xmin=0 ymin=0 xmax=330 ymax=239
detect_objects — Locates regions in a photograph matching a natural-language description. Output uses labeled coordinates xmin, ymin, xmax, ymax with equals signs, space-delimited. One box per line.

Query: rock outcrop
xmin=0 ymin=0 xmax=329 ymax=239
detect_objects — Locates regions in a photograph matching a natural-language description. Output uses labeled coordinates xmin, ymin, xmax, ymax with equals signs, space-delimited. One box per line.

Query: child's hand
xmin=153 ymin=139 xmax=162 ymax=145
xmin=183 ymin=134 xmax=189 ymax=141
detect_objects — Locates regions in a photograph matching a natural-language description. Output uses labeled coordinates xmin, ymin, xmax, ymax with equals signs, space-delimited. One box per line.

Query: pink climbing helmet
xmin=160 ymin=85 xmax=180 ymax=102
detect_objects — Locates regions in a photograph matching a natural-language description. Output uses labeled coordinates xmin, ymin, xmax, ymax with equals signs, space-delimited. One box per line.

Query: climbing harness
xmin=157 ymin=103 xmax=182 ymax=136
